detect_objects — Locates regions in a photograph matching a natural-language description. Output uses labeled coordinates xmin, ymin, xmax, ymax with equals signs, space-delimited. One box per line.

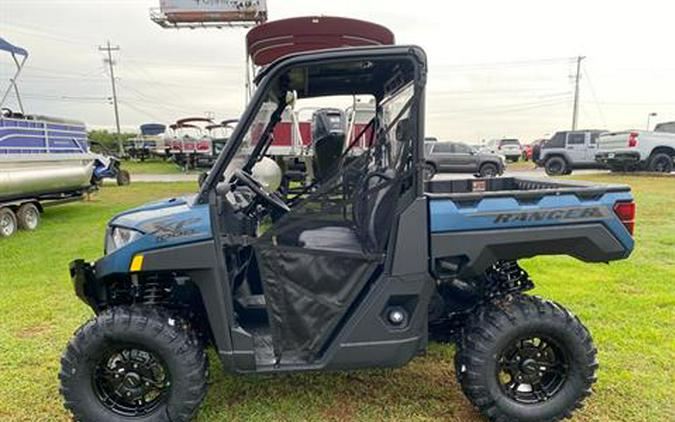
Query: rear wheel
xmin=0 ymin=207 xmax=18 ymax=238
xmin=455 ymin=294 xmax=597 ymax=422
xmin=197 ymin=172 xmax=208 ymax=187
xmin=479 ymin=162 xmax=499 ymax=178
xmin=60 ymin=306 xmax=208 ymax=422
xmin=423 ymin=162 xmax=436 ymax=181
xmin=16 ymin=203 xmax=40 ymax=231
xmin=544 ymin=157 xmax=568 ymax=176
xmin=647 ymin=152 xmax=673 ymax=173
xmin=116 ymin=170 xmax=131 ymax=186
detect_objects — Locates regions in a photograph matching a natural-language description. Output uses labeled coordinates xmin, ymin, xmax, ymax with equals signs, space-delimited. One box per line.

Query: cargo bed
xmin=424 ymin=177 xmax=634 ymax=277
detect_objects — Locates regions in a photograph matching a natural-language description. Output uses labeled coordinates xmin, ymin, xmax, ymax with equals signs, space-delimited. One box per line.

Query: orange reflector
xmin=130 ymin=255 xmax=144 ymax=272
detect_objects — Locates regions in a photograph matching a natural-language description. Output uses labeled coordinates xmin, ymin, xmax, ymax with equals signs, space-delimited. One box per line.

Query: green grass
xmin=0 ymin=175 xmax=673 ymax=421
xmin=505 ymin=159 xmax=537 ymax=171
xmin=121 ymin=158 xmax=198 ymax=175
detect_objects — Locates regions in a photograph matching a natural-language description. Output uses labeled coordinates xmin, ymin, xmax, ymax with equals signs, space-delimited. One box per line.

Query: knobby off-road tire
xmin=60 ymin=306 xmax=208 ymax=422
xmin=454 ymin=294 xmax=597 ymax=422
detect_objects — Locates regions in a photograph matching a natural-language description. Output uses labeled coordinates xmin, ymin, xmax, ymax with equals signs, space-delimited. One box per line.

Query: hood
xmin=110 ymin=195 xmax=212 ymax=246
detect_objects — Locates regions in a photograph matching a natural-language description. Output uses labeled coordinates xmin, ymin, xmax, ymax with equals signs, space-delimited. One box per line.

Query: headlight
xmin=106 ymin=226 xmax=143 ymax=254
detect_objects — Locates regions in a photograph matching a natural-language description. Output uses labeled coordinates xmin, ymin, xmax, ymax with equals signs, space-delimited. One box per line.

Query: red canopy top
xmin=246 ymin=16 xmax=395 ymax=67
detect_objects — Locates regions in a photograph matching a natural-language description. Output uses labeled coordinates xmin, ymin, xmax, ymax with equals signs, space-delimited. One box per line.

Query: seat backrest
xmin=353 ymin=169 xmax=399 ymax=253
xmin=353 ymin=117 xmax=413 ymax=252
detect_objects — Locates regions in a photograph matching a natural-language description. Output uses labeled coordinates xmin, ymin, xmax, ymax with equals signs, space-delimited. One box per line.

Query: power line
xmin=582 ymin=66 xmax=607 ymax=127
xmin=434 ymin=57 xmax=575 ymax=72
xmin=431 ymin=97 xmax=572 ymax=115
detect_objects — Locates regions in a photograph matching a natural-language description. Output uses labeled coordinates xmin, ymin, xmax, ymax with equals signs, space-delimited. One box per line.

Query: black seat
xmin=298 ymin=226 xmax=362 ymax=253
xmin=298 ymin=118 xmax=412 ymax=254
xmin=298 ymin=168 xmax=398 ymax=253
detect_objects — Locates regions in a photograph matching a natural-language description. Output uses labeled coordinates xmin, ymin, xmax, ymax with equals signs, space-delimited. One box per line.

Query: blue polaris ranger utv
xmin=61 ymin=45 xmax=636 ymax=422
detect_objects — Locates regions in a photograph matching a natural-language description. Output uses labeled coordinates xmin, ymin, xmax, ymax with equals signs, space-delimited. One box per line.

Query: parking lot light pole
xmin=647 ymin=112 xmax=657 ymax=130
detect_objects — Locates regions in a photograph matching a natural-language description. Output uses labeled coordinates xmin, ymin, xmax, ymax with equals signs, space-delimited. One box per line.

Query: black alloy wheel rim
xmin=654 ymin=156 xmax=671 ymax=172
xmin=496 ymin=335 xmax=569 ymax=404
xmin=93 ymin=346 xmax=171 ymax=417
xmin=548 ymin=161 xmax=562 ymax=174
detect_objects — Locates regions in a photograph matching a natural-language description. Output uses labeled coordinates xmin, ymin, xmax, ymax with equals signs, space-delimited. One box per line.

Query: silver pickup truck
xmin=596 ymin=122 xmax=675 ymax=173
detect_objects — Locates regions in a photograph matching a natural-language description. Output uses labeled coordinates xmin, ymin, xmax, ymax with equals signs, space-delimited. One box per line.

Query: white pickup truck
xmin=596 ymin=121 xmax=675 ymax=173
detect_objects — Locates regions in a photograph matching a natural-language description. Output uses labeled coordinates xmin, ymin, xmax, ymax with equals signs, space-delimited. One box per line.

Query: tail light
xmin=628 ymin=132 xmax=639 ymax=148
xmin=613 ymin=201 xmax=636 ymax=235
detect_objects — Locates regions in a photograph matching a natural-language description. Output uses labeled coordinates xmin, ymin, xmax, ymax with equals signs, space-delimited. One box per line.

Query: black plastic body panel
xmin=389 ymin=197 xmax=429 ymax=276
xmin=140 ymin=240 xmax=237 ymax=365
xmin=430 ymin=223 xmax=629 ymax=277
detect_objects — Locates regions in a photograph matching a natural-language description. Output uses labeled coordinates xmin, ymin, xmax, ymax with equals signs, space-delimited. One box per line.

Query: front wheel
xmin=455 ymin=294 xmax=597 ymax=422
xmin=60 ymin=306 xmax=208 ymax=422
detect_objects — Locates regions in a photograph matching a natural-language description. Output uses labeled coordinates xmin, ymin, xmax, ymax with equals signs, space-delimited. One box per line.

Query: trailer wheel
xmin=60 ymin=306 xmax=208 ymax=422
xmin=455 ymin=294 xmax=597 ymax=422
xmin=17 ymin=203 xmax=40 ymax=231
xmin=0 ymin=207 xmax=18 ymax=238
xmin=116 ymin=170 xmax=131 ymax=186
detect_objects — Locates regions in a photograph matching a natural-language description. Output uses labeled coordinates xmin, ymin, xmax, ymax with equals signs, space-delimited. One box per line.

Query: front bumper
xmin=69 ymin=259 xmax=99 ymax=309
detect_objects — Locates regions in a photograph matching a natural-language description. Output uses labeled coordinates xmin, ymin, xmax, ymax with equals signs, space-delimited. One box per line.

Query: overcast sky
xmin=2 ymin=0 xmax=674 ymax=142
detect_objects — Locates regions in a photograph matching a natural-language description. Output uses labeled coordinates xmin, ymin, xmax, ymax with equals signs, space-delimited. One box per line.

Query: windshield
xmin=222 ymin=92 xmax=280 ymax=182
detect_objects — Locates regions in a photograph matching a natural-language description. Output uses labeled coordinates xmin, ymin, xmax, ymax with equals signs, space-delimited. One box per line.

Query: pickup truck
xmin=60 ymin=44 xmax=636 ymax=422
xmin=595 ymin=121 xmax=675 ymax=173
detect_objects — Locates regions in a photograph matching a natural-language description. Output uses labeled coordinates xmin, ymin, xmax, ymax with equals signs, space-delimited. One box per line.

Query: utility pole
xmin=98 ymin=41 xmax=123 ymax=154
xmin=571 ymin=55 xmax=585 ymax=131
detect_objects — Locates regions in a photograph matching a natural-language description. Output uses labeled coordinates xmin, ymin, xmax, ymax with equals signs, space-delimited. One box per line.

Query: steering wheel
xmin=234 ymin=169 xmax=290 ymax=214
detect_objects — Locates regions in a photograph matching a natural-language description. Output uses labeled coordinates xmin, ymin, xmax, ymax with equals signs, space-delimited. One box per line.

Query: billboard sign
xmin=159 ymin=0 xmax=267 ymax=24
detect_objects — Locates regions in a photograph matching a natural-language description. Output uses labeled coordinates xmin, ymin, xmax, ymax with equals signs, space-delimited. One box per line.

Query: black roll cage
xmin=196 ymin=45 xmax=428 ymax=205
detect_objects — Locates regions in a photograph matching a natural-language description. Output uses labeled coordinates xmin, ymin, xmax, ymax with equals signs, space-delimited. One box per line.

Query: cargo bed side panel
xmin=428 ymin=192 xmax=634 ymax=277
